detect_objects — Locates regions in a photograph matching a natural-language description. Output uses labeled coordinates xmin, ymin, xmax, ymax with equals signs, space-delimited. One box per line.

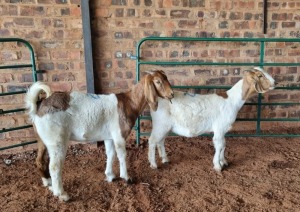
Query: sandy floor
xmin=1 ymin=134 xmax=300 ymax=211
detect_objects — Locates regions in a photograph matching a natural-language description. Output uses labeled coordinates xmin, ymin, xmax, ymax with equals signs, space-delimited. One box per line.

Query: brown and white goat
xmin=25 ymin=70 xmax=174 ymax=201
xmin=148 ymin=67 xmax=275 ymax=171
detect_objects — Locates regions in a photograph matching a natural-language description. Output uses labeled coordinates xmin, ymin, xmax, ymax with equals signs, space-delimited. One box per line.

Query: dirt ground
xmin=1 ymin=133 xmax=300 ymax=212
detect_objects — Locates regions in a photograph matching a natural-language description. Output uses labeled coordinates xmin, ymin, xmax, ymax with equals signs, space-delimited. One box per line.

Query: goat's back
xmin=152 ymin=91 xmax=236 ymax=137
xmin=34 ymin=92 xmax=120 ymax=142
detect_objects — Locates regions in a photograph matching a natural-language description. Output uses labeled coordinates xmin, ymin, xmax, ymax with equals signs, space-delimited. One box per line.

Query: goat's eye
xmin=258 ymin=75 xmax=263 ymax=78
xmin=155 ymin=80 xmax=161 ymax=84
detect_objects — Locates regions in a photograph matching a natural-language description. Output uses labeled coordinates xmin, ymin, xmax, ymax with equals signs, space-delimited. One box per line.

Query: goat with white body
xmin=25 ymin=70 xmax=174 ymax=201
xmin=148 ymin=67 xmax=275 ymax=172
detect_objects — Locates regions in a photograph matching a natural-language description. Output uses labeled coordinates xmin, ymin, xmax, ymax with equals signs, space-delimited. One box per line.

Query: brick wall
xmin=0 ymin=0 xmax=85 ymax=151
xmin=90 ymin=0 xmax=299 ymax=133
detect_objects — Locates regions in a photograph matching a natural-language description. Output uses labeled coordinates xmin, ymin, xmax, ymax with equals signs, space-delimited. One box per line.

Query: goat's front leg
xmin=148 ymin=135 xmax=158 ymax=169
xmin=36 ymin=137 xmax=51 ymax=187
xmin=212 ymin=134 xmax=227 ymax=172
xmin=148 ymin=132 xmax=168 ymax=169
xmin=113 ymin=138 xmax=131 ymax=183
xmin=157 ymin=139 xmax=169 ymax=164
xmin=47 ymin=144 xmax=70 ymax=201
xmin=104 ymin=140 xmax=116 ymax=182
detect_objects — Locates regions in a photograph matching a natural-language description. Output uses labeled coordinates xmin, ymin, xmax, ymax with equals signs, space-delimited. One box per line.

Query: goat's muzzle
xmin=166 ymin=92 xmax=174 ymax=103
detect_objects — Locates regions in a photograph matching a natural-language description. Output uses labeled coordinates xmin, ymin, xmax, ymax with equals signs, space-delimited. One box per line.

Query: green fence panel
xmin=132 ymin=37 xmax=300 ymax=144
xmin=0 ymin=38 xmax=38 ymax=150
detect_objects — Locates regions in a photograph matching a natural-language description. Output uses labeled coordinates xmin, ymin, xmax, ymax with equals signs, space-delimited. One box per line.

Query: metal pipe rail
xmin=0 ymin=38 xmax=38 ymax=150
xmin=132 ymin=37 xmax=300 ymax=144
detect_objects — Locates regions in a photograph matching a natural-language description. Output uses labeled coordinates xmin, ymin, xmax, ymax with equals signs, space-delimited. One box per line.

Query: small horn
xmin=253 ymin=67 xmax=264 ymax=72
xmin=145 ymin=70 xmax=155 ymax=75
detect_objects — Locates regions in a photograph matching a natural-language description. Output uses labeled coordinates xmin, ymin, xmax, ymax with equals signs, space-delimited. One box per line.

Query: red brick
xmin=52 ymin=72 xmax=76 ymax=81
xmin=0 ymin=95 xmax=23 ymax=105
xmin=53 ymin=30 xmax=64 ymax=39
xmin=8 ymin=130 xmax=27 ymax=138
xmin=64 ymin=29 xmax=83 ymax=39
xmin=50 ymin=82 xmax=73 ymax=92
xmin=20 ymin=6 xmax=45 ymax=16
xmin=286 ymin=67 xmax=298 ymax=74
xmin=95 ymin=8 xmax=109 ymax=17
xmin=14 ymin=18 xmax=34 ymax=26
xmin=170 ymin=10 xmax=190 ymax=18
xmin=69 ymin=50 xmax=82 ymax=60
xmin=70 ymin=0 xmax=80 ymax=4
xmin=24 ymin=30 xmax=45 ymax=39
xmin=37 ymin=0 xmax=55 ymax=3
xmin=0 ymin=29 xmax=11 ymax=36
xmin=0 ymin=5 xmax=18 ymax=16
xmin=162 ymin=0 xmax=172 ymax=7
xmin=0 ymin=52 xmax=18 ymax=60
xmin=178 ymin=20 xmax=197 ymax=28
xmin=290 ymin=93 xmax=300 ymax=100
xmin=268 ymin=94 xmax=288 ymax=101
xmin=52 ymin=51 xmax=69 ymax=60
xmin=0 ymin=73 xmax=13 ymax=83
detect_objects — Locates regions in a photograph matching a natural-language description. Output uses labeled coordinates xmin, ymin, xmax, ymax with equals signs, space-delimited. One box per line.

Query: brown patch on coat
xmin=37 ymin=92 xmax=70 ymax=117
xmin=116 ymin=93 xmax=142 ymax=139
xmin=216 ymin=91 xmax=228 ymax=99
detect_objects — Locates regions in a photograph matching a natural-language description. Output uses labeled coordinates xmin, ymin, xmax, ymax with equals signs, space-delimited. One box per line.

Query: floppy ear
xmin=144 ymin=74 xmax=158 ymax=111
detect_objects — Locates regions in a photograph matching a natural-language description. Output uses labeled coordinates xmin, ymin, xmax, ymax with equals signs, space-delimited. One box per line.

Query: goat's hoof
xmin=59 ymin=192 xmax=70 ymax=202
xmin=126 ymin=178 xmax=135 ymax=185
xmin=162 ymin=158 xmax=169 ymax=164
xmin=42 ymin=177 xmax=52 ymax=187
xmin=105 ymin=174 xmax=116 ymax=183
xmin=105 ymin=177 xmax=116 ymax=183
xmin=163 ymin=161 xmax=170 ymax=166
xmin=220 ymin=160 xmax=228 ymax=167
xmin=213 ymin=166 xmax=222 ymax=172
xmin=150 ymin=164 xmax=158 ymax=169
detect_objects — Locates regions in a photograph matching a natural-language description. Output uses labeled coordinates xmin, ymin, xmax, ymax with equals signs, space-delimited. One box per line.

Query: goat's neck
xmin=121 ymin=79 xmax=148 ymax=115
xmin=226 ymin=79 xmax=247 ymax=110
xmin=115 ymin=80 xmax=148 ymax=139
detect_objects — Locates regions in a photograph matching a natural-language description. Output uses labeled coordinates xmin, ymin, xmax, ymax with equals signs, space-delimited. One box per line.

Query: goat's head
xmin=144 ymin=70 xmax=174 ymax=111
xmin=243 ymin=67 xmax=275 ymax=99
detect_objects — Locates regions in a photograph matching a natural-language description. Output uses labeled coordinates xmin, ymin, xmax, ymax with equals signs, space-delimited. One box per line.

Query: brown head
xmin=143 ymin=70 xmax=174 ymax=111
xmin=242 ymin=67 xmax=275 ymax=100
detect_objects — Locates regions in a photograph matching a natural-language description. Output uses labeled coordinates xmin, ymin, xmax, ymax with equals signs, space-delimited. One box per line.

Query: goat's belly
xmin=172 ymin=124 xmax=211 ymax=138
xmin=70 ymin=128 xmax=112 ymax=142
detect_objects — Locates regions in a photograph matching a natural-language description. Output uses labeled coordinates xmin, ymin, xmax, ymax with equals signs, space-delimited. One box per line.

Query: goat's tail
xmin=25 ymin=81 xmax=52 ymax=119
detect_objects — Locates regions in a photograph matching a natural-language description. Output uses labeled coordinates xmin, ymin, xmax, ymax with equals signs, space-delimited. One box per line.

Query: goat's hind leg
xmin=113 ymin=138 xmax=131 ymax=183
xmin=219 ymin=142 xmax=228 ymax=168
xmin=36 ymin=138 xmax=51 ymax=187
xmin=104 ymin=140 xmax=116 ymax=182
xmin=46 ymin=142 xmax=70 ymax=202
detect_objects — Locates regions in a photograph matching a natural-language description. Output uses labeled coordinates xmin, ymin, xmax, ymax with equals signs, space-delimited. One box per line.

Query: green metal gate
xmin=0 ymin=38 xmax=39 ymax=151
xmin=132 ymin=37 xmax=300 ymax=144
